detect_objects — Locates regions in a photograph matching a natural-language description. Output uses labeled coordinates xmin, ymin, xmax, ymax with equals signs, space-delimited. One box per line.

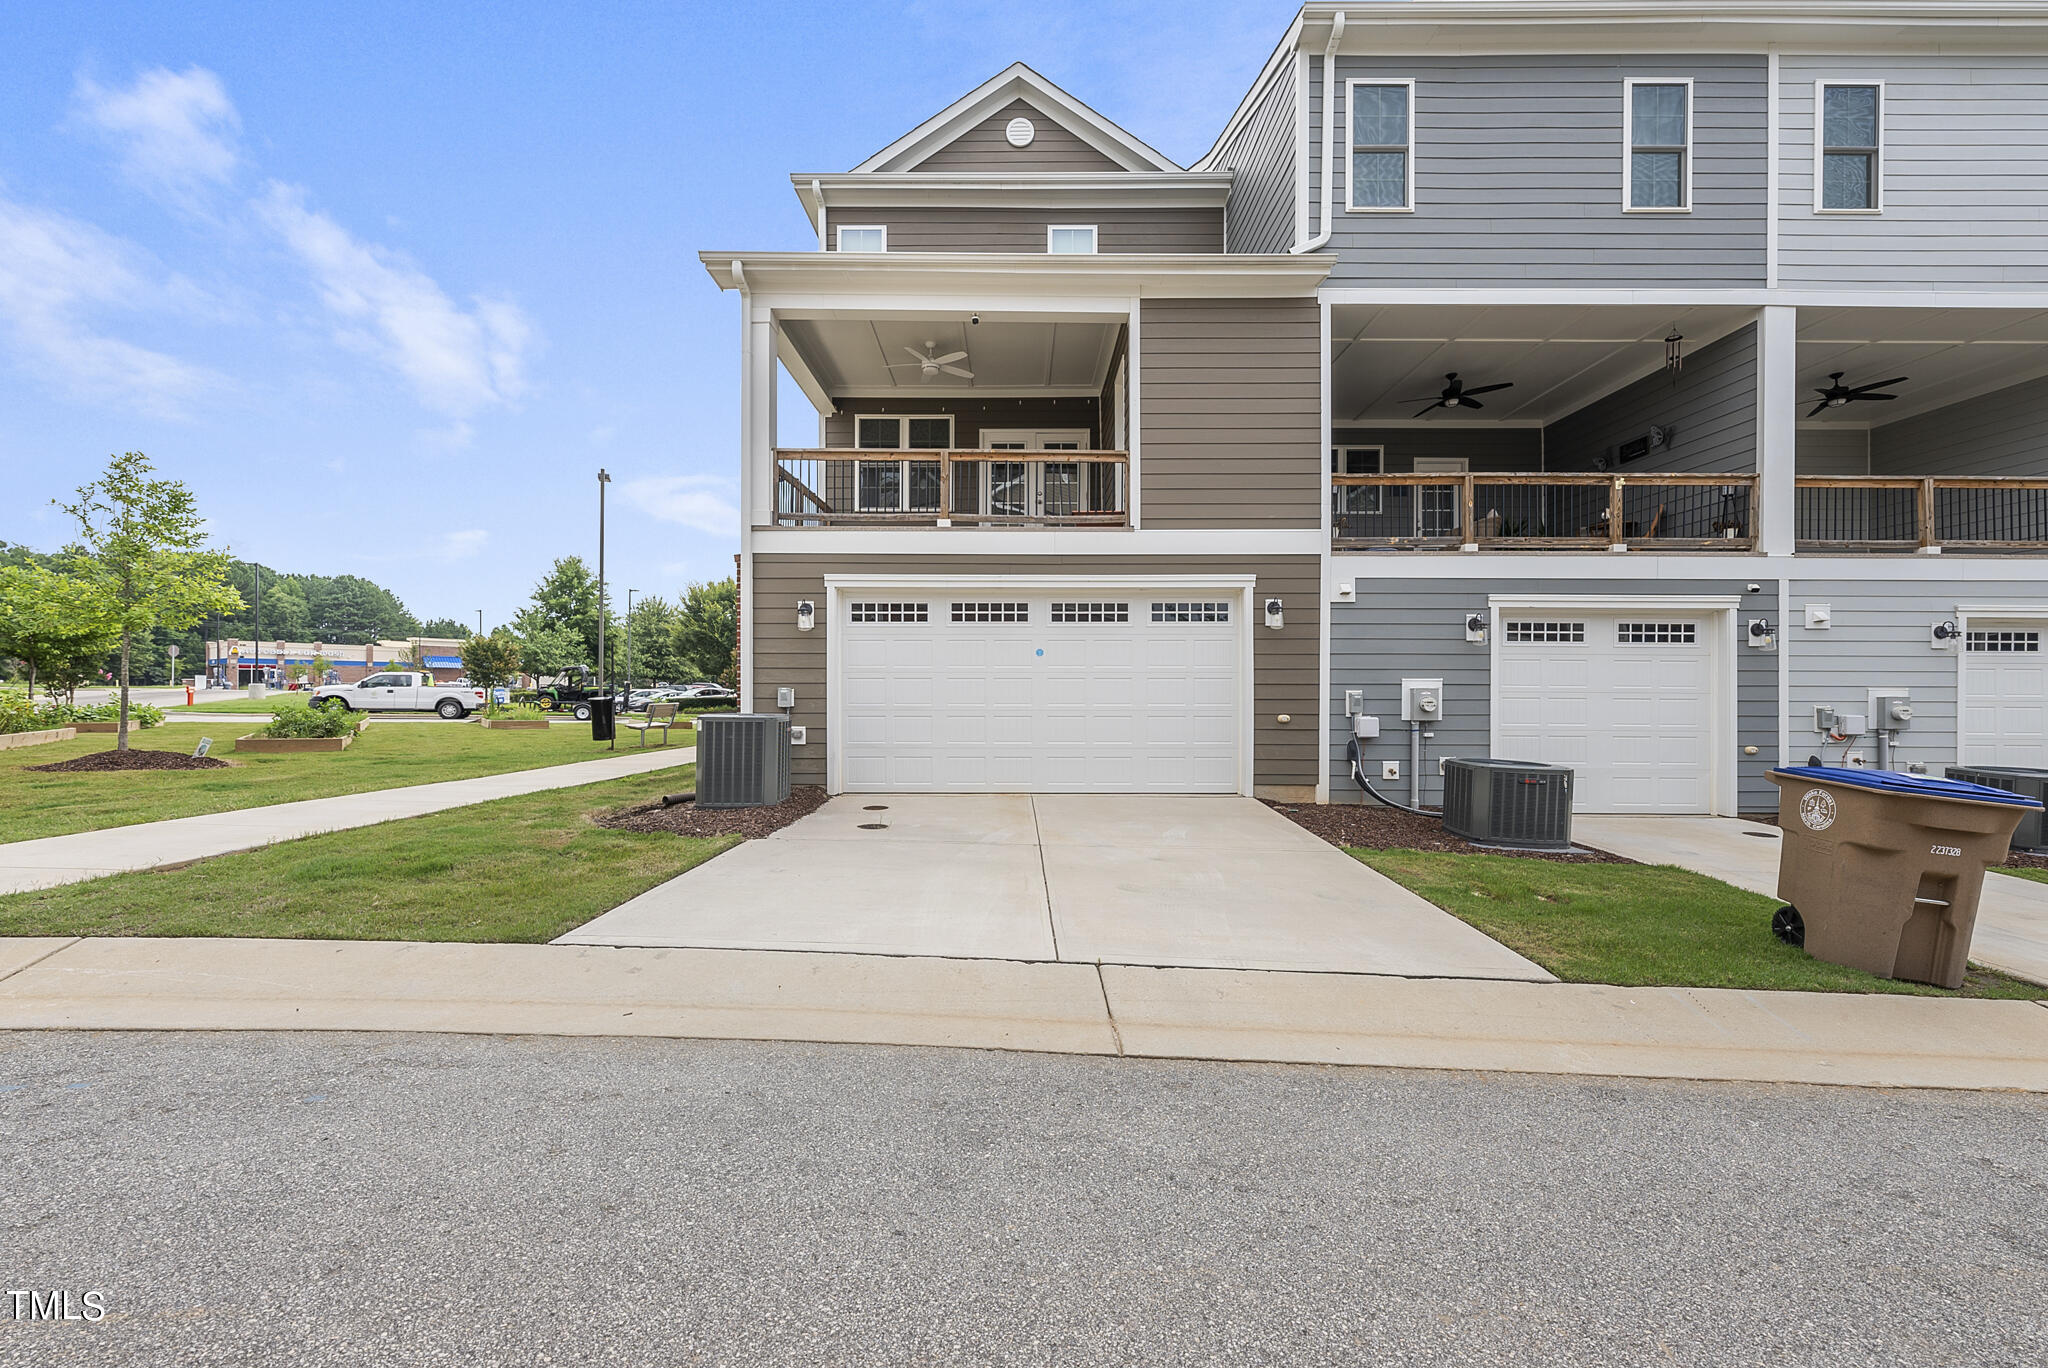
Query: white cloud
xmin=437 ymin=529 xmax=488 ymax=560
xmin=73 ymin=66 xmax=241 ymax=210
xmin=0 ymin=193 xmax=219 ymax=414
xmin=256 ymin=181 xmax=537 ymax=418
xmin=622 ymin=475 xmax=740 ymax=537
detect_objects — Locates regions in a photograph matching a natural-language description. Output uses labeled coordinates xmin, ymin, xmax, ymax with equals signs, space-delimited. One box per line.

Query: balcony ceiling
xmin=1797 ymin=306 xmax=2048 ymax=426
xmin=1330 ymin=303 xmax=1759 ymax=425
xmin=778 ymin=316 xmax=1121 ymax=398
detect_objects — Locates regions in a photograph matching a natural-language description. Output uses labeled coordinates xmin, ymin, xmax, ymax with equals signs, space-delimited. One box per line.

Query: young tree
xmin=0 ymin=562 xmax=119 ymax=700
xmin=59 ymin=452 xmax=242 ymax=749
xmin=624 ymin=593 xmax=682 ymax=686
xmin=671 ymin=578 xmax=738 ymax=683
xmin=460 ymin=630 xmax=524 ymax=711
xmin=513 ymin=557 xmax=609 ymax=668
xmin=519 ymin=623 xmax=586 ymax=684
xmin=418 ymin=617 xmax=473 ymax=639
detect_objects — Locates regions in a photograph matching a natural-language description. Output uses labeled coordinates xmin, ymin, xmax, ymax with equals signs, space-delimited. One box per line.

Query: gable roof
xmin=852 ymin=63 xmax=1181 ymax=174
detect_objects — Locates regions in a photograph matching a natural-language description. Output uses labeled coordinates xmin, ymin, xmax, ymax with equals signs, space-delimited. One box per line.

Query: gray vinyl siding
xmin=822 ymin=397 xmax=1103 ymax=449
xmin=1308 ymin=55 xmax=1768 ymax=286
xmin=1210 ymin=58 xmax=1300 ymax=253
xmin=912 ymin=99 xmax=1124 ymax=173
xmin=1778 ymin=56 xmax=2048 ymax=289
xmin=1796 ymin=426 xmax=1870 ymax=475
xmin=824 ymin=205 xmax=1220 ymax=254
xmin=748 ymin=552 xmax=1321 ymax=793
xmin=1332 ymin=427 xmax=1541 ymax=472
xmin=1138 ymin=297 xmax=1321 ymax=530
xmin=1782 ymin=580 xmax=2048 ymax=777
xmin=1544 ymin=324 xmax=1758 ymax=474
xmin=1328 ymin=578 xmax=1780 ymax=812
xmin=1870 ymin=373 xmax=2048 ymax=478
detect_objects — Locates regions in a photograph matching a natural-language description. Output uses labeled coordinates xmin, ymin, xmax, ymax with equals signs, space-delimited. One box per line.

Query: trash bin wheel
xmin=1771 ymin=905 xmax=1805 ymax=947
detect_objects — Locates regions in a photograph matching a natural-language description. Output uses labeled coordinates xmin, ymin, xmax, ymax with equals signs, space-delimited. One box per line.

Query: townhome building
xmin=705 ymin=0 xmax=2048 ymax=816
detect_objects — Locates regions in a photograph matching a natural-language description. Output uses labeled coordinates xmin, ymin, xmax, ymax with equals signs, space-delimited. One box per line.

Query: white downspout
xmin=1293 ymin=10 xmax=1345 ymax=255
xmin=810 ymin=178 xmax=826 ymax=250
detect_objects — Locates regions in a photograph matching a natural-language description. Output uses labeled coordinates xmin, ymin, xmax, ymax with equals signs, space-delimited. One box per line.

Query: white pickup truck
xmin=308 ymin=672 xmax=487 ymax=719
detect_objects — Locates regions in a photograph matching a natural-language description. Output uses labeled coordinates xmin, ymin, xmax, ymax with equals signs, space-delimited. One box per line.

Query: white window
xmin=1333 ymin=445 xmax=1383 ymax=516
xmin=1047 ymin=225 xmax=1097 ymax=254
xmin=1346 ymin=79 xmax=1414 ymax=211
xmin=835 ymin=225 xmax=887 ymax=252
xmin=852 ymin=414 xmax=951 ymax=512
xmin=1816 ymin=82 xmax=1882 ymax=212
xmin=1623 ymin=79 xmax=1692 ymax=211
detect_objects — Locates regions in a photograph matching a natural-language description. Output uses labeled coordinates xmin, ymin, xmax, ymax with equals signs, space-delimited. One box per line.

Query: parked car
xmin=309 ymin=671 xmax=487 ymax=719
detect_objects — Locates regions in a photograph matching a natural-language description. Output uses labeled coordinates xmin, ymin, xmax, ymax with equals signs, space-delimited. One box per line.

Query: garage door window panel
xmin=1506 ymin=621 xmax=1586 ymax=643
xmin=1052 ymin=602 xmax=1130 ymax=624
xmin=850 ymin=602 xmax=930 ymax=623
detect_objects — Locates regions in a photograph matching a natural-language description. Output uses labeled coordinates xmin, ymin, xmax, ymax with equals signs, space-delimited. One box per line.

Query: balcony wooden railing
xmin=1331 ymin=472 xmax=1759 ymax=551
xmin=1796 ymin=477 xmax=2048 ymax=551
xmin=774 ymin=449 xmax=1128 ymax=527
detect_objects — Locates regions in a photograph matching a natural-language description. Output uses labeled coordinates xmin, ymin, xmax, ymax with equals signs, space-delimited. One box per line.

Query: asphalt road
xmin=2 ymin=1032 xmax=2043 ymax=1367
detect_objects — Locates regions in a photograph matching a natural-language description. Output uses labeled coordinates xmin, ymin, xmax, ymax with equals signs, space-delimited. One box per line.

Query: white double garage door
xmin=835 ymin=587 xmax=1246 ymax=793
xmin=1494 ymin=606 xmax=1729 ymax=814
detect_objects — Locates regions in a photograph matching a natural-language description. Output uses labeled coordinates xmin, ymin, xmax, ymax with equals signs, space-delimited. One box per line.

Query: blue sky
xmin=0 ymin=0 xmax=1290 ymax=628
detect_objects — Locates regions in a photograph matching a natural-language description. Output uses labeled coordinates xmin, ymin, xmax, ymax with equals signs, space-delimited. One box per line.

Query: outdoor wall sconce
xmin=1264 ymin=598 xmax=1284 ymax=630
xmin=1464 ymin=613 xmax=1488 ymax=644
xmin=796 ymin=600 xmax=815 ymax=631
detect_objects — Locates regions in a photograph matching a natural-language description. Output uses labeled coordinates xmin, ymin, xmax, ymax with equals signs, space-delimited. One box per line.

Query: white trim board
xmin=753 ymin=529 xmax=1324 ymax=555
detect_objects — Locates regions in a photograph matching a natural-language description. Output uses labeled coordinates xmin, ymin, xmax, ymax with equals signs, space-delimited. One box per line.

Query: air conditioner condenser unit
xmin=1441 ymin=757 xmax=1574 ymax=851
xmin=695 ymin=713 xmax=792 ymax=809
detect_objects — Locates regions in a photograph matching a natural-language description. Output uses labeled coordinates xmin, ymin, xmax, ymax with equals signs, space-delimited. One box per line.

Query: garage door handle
xmin=1912 ymin=897 xmax=1951 ymax=908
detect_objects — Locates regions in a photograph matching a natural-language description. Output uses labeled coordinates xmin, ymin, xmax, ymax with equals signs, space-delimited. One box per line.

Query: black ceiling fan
xmin=1401 ymin=372 xmax=1513 ymax=417
xmin=1808 ymin=372 xmax=1906 ymax=418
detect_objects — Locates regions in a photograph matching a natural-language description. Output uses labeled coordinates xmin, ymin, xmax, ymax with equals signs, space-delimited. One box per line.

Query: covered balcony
xmin=1328 ymin=303 xmax=1764 ymax=552
xmin=1794 ymin=305 xmax=2048 ymax=553
xmin=767 ymin=310 xmax=1129 ymax=529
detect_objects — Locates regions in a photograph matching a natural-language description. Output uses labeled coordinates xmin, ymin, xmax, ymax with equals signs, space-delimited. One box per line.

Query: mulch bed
xmin=596 ymin=785 xmax=828 ymax=840
xmin=1265 ymin=799 xmax=1632 ymax=864
xmin=23 ymin=749 xmax=229 ymax=773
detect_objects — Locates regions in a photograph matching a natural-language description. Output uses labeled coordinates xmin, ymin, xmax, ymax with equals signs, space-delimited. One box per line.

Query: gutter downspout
xmin=810 ymin=178 xmax=826 ymax=250
xmin=1292 ymin=10 xmax=1345 ymax=254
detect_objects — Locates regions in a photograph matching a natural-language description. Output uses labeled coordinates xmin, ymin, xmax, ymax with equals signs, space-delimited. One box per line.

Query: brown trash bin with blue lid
xmin=1765 ymin=766 xmax=2043 ymax=988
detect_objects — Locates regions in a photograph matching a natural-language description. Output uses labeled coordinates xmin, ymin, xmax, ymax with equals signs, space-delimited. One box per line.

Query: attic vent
xmin=1005 ymin=116 xmax=1036 ymax=148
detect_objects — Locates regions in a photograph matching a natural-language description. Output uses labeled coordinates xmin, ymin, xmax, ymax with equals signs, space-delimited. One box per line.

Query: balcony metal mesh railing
xmin=773 ymin=450 xmax=1129 ymax=527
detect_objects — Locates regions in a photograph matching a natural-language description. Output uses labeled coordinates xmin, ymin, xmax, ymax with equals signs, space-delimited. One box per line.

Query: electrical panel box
xmin=1868 ymin=690 xmax=1912 ymax=731
xmin=1839 ymin=712 xmax=1868 ymax=736
xmin=1400 ymin=678 xmax=1445 ymax=723
xmin=776 ymin=686 xmax=796 ymax=709
xmin=1352 ymin=714 xmax=1380 ymax=740
xmin=1813 ymin=706 xmax=1839 ymax=734
xmin=1343 ymin=688 xmax=1365 ymax=716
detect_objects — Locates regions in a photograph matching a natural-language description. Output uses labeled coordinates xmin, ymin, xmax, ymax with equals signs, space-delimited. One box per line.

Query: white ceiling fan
xmin=888 ymin=339 xmax=973 ymax=383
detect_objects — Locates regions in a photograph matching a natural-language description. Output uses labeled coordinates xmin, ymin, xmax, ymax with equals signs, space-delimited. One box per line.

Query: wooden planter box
xmin=234 ymin=733 xmax=358 ymax=753
xmin=71 ymin=722 xmax=122 ymax=733
xmin=478 ymin=718 xmax=550 ymax=730
xmin=0 ymin=726 xmax=76 ymax=751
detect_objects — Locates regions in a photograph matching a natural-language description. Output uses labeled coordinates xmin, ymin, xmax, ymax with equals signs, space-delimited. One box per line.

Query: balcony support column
xmin=1756 ymin=304 xmax=1799 ymax=557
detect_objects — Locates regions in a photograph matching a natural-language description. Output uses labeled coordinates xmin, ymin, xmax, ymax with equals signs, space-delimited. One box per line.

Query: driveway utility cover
xmin=560 ymin=794 xmax=1551 ymax=981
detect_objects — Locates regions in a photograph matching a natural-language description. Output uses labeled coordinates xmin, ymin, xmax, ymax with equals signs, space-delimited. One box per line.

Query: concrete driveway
xmin=1575 ymin=814 xmax=2048 ymax=988
xmin=560 ymin=794 xmax=1551 ymax=981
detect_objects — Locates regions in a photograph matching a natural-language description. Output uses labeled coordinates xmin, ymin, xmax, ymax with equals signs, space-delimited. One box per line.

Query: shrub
xmin=0 ymin=697 xmax=161 ymax=733
xmin=257 ymin=703 xmax=360 ymax=739
xmin=485 ymin=702 xmax=548 ymax=721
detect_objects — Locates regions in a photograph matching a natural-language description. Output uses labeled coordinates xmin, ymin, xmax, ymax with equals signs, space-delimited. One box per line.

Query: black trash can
xmin=589 ymin=695 xmax=616 ymax=742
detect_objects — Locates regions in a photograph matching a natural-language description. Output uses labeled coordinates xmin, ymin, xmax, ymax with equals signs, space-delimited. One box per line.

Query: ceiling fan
xmin=1401 ymin=372 xmax=1513 ymax=417
xmin=1808 ymin=372 xmax=1906 ymax=418
xmin=887 ymin=340 xmax=973 ymax=383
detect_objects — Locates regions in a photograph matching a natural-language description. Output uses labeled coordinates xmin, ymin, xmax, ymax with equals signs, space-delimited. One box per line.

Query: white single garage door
xmin=839 ymin=593 xmax=1240 ymax=792
xmin=1494 ymin=613 xmax=1717 ymax=814
xmin=1962 ymin=622 xmax=2047 ymax=768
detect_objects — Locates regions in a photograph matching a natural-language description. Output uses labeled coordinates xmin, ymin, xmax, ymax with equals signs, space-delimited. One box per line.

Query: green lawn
xmin=166 ymin=697 xmax=306 ymax=715
xmin=1992 ymin=865 xmax=2048 ymax=887
xmin=1356 ymin=849 xmax=2046 ymax=1000
xmin=0 ymin=723 xmax=657 ymax=843
xmin=0 ymin=765 xmax=727 ymax=941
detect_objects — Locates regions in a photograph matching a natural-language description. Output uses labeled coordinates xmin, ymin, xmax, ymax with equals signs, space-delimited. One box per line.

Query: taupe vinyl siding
xmin=1870 ymin=374 xmax=2048 ymax=478
xmin=912 ymin=99 xmax=1124 ymax=173
xmin=1329 ymin=578 xmax=1780 ymax=812
xmin=1332 ymin=427 xmax=1541 ymax=473
xmin=1138 ymin=297 xmax=1321 ymax=530
xmin=822 ymin=397 xmax=1102 ymax=450
xmin=1796 ymin=427 xmax=1870 ymax=476
xmin=824 ymin=205 xmax=1220 ymax=254
xmin=1211 ymin=57 xmax=1299 ymax=253
xmin=749 ymin=553 xmax=1321 ymax=792
xmin=1544 ymin=324 xmax=1758 ymax=475
xmin=1309 ymin=55 xmax=1767 ymax=286
xmin=1779 ymin=57 xmax=2048 ymax=289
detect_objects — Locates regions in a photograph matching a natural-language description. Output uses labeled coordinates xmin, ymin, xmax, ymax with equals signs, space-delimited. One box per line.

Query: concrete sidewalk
xmin=1 ymin=936 xmax=2042 ymax=1091
xmin=1576 ymin=814 xmax=2048 ymax=987
xmin=0 ymin=746 xmax=695 ymax=895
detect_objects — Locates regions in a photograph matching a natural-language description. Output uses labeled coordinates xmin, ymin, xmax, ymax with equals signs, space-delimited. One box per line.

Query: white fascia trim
xmin=1487 ymin=592 xmax=1743 ymax=610
xmin=1191 ymin=11 xmax=1307 ymax=171
xmin=852 ymin=63 xmax=1181 ymax=174
xmin=702 ymin=252 xmax=1333 ymax=297
xmin=1954 ymin=603 xmax=2048 ymax=618
xmin=753 ymin=529 xmax=1324 ymax=556
xmin=794 ymin=173 xmax=1234 ymax=214
xmin=826 ymin=386 xmax=1107 ymax=401
xmin=1319 ymin=286 xmax=2048 ymax=310
xmin=1336 ymin=554 xmax=2048 ymax=582
xmin=826 ymin=573 xmax=1259 ymax=589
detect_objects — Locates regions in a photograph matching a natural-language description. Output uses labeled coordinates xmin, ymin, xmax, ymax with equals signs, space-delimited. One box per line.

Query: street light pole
xmin=476 ymin=609 xmax=483 ymax=638
xmin=252 ymin=562 xmax=262 ymax=693
xmin=626 ymin=588 xmax=638 ymax=702
xmin=597 ymin=469 xmax=612 ymax=749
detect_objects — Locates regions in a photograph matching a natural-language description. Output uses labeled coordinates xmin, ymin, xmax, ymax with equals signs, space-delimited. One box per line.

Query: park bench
xmin=621 ymin=700 xmax=680 ymax=747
